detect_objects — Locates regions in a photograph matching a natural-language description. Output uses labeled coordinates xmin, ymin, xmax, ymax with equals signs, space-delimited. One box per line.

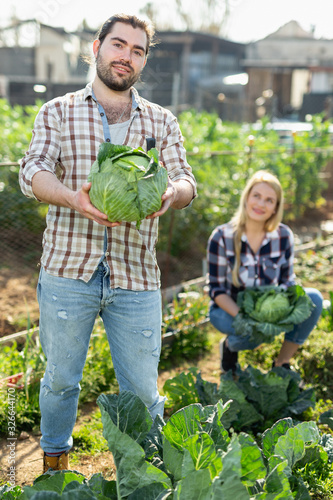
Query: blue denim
xmin=209 ymin=287 xmax=323 ymax=352
xmin=37 ymin=262 xmax=166 ymax=454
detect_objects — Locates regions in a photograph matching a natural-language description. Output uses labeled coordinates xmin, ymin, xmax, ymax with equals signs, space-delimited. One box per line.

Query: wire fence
xmin=1 ymin=145 xmax=333 ymax=287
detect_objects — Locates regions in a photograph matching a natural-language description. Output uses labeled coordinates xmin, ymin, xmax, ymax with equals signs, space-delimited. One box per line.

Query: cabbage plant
xmin=233 ymin=285 xmax=315 ymax=344
xmin=88 ymin=143 xmax=169 ymax=228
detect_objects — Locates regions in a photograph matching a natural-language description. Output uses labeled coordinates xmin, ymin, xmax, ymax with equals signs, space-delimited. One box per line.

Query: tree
xmin=140 ymin=0 xmax=232 ymax=36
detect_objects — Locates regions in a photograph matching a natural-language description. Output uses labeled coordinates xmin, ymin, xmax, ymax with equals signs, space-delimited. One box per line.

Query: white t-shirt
xmin=109 ymin=119 xmax=130 ymax=145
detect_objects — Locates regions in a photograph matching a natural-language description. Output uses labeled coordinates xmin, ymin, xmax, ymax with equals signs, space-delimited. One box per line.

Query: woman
xmin=207 ymin=170 xmax=323 ymax=372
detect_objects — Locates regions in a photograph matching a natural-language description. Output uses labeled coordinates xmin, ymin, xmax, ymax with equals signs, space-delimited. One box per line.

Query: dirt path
xmin=0 ymin=325 xmax=223 ymax=489
xmin=0 ymin=410 xmax=117 ymax=488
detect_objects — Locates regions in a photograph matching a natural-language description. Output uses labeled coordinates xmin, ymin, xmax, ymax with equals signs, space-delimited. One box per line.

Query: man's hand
xmin=71 ymin=182 xmax=120 ymax=227
xmin=146 ymin=177 xmax=194 ymax=219
xmin=146 ymin=179 xmax=177 ymax=219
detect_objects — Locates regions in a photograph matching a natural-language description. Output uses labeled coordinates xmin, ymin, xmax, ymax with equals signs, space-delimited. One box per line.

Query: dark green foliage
xmin=163 ymin=366 xmax=315 ymax=433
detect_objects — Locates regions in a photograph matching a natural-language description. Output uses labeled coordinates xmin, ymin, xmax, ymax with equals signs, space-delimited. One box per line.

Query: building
xmin=243 ymin=20 xmax=333 ymax=122
xmin=1 ymin=19 xmax=333 ymax=123
xmin=0 ymin=20 xmax=246 ymax=121
xmin=0 ymin=20 xmax=90 ymax=105
xmin=141 ymin=31 xmax=246 ymax=121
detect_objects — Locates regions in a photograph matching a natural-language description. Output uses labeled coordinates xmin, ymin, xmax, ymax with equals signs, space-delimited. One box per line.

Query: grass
xmin=71 ymin=408 xmax=109 ymax=464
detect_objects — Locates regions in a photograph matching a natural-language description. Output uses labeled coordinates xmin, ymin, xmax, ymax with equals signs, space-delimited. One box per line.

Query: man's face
xmin=93 ymin=22 xmax=148 ymax=92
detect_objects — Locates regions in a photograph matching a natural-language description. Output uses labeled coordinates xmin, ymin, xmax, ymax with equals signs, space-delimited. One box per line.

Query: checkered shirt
xmin=207 ymin=222 xmax=296 ymax=301
xmin=19 ymin=83 xmax=197 ymax=290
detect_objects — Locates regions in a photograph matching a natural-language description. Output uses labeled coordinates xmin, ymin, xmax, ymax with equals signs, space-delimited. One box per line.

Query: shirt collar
xmin=241 ymin=227 xmax=279 ymax=244
xmin=84 ymin=82 xmax=143 ymax=111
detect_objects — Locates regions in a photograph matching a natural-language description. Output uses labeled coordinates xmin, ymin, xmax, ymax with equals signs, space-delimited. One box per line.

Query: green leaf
xmin=163 ymin=436 xmax=185 ymax=481
xmin=237 ymin=367 xmax=290 ymax=418
xmin=87 ymin=473 xmax=117 ymax=499
xmin=62 ymin=484 xmax=99 ymax=499
xmin=17 ymin=472 xmax=85 ymax=499
xmin=97 ymin=392 xmax=172 ymax=498
xmin=127 ymin=483 xmax=172 ymax=500
xmin=97 ymin=392 xmax=153 ymax=444
xmin=163 ymin=369 xmax=200 ymax=411
xmin=162 ymin=404 xmax=205 ymax=449
xmin=137 ymin=165 xmax=168 ymax=219
xmin=173 ymin=468 xmax=213 ymax=500
xmin=182 ymin=432 xmax=223 ymax=478
xmin=286 ymin=387 xmax=315 ymax=415
xmin=220 ymin=435 xmax=243 ymax=480
xmin=238 ymin=433 xmax=266 ymax=486
xmin=319 ymin=409 xmax=333 ymax=430
xmin=262 ymin=418 xmax=294 ymax=459
xmin=320 ymin=433 xmax=333 ymax=462
xmin=280 ymin=295 xmax=314 ymax=325
xmin=218 ymin=375 xmax=263 ymax=429
xmin=212 ymin=474 xmax=251 ymax=499
xmin=274 ymin=422 xmax=320 ymax=471
xmin=258 ymin=457 xmax=294 ymax=499
xmin=97 ymin=143 xmax=132 ymax=165
xmin=199 ymin=400 xmax=231 ymax=452
xmin=23 ymin=493 xmax=63 ymax=500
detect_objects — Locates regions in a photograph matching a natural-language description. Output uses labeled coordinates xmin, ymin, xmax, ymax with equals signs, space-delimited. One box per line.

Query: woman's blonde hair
xmin=231 ymin=170 xmax=284 ymax=287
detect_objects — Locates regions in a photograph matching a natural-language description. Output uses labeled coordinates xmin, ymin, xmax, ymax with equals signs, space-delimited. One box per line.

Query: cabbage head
xmin=88 ymin=143 xmax=169 ymax=228
xmin=251 ymin=291 xmax=293 ymax=323
xmin=233 ymin=285 xmax=315 ymax=344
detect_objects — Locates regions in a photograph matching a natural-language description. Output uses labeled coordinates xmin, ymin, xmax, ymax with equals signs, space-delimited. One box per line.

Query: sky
xmin=1 ymin=0 xmax=333 ymax=42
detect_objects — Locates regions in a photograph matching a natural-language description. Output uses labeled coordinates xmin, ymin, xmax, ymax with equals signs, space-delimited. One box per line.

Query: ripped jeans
xmin=37 ymin=262 xmax=165 ymax=454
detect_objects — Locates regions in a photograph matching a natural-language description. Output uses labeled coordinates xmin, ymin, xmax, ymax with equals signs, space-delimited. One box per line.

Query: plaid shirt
xmin=207 ymin=222 xmax=296 ymax=301
xmin=20 ymin=83 xmax=196 ymax=290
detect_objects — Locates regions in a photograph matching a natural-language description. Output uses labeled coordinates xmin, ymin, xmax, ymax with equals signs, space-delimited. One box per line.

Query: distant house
xmin=1 ymin=19 xmax=333 ymax=123
xmin=0 ymin=20 xmax=246 ymax=121
xmin=243 ymin=20 xmax=333 ymax=122
xmin=0 ymin=20 xmax=90 ymax=105
xmin=140 ymin=31 xmax=246 ymax=121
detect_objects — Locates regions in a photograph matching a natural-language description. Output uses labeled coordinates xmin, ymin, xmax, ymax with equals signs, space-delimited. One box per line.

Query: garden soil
xmin=0 ymin=335 xmax=225 ymax=488
xmin=1 ymin=175 xmax=333 ymax=488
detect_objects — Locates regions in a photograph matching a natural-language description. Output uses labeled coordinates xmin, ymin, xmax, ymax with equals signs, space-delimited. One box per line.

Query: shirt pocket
xmin=238 ymin=255 xmax=252 ymax=285
xmin=262 ymin=256 xmax=286 ymax=283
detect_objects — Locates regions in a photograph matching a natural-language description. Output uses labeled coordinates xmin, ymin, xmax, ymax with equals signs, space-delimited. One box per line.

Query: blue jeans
xmin=37 ymin=262 xmax=165 ymax=454
xmin=209 ymin=288 xmax=323 ymax=352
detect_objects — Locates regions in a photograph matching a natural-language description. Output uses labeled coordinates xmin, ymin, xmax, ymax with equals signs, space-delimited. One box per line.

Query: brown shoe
xmin=43 ymin=451 xmax=70 ymax=473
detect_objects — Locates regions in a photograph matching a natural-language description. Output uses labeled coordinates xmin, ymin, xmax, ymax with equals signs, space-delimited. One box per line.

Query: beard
xmin=95 ymin=53 xmax=140 ymax=91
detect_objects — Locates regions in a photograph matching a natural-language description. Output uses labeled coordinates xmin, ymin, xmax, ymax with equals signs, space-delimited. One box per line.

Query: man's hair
xmin=96 ymin=14 xmax=156 ymax=55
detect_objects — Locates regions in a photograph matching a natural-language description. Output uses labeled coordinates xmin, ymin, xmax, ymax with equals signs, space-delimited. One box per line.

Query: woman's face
xmin=245 ymin=182 xmax=278 ymax=224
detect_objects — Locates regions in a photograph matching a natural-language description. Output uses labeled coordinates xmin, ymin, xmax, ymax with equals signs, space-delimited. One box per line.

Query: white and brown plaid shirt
xmin=19 ymin=83 xmax=197 ymax=290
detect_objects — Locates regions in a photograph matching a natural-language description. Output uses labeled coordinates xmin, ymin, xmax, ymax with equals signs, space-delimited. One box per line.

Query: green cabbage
xmin=251 ymin=290 xmax=293 ymax=323
xmin=88 ymin=143 xmax=169 ymax=228
xmin=233 ymin=285 xmax=315 ymax=344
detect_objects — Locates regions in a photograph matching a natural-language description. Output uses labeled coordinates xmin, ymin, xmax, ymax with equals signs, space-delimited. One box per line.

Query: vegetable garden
xmin=1 ymin=99 xmax=333 ymax=498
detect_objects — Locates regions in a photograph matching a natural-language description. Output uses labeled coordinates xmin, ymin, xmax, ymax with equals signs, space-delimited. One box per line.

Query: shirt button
xmin=100 ymin=112 xmax=104 ymax=116
xmin=106 ymin=138 xmax=110 ymax=142
xmin=105 ymin=252 xmax=110 ymax=256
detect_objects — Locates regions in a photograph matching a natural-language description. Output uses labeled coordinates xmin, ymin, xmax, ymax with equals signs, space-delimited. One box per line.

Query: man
xmin=19 ymin=14 xmax=196 ymax=473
